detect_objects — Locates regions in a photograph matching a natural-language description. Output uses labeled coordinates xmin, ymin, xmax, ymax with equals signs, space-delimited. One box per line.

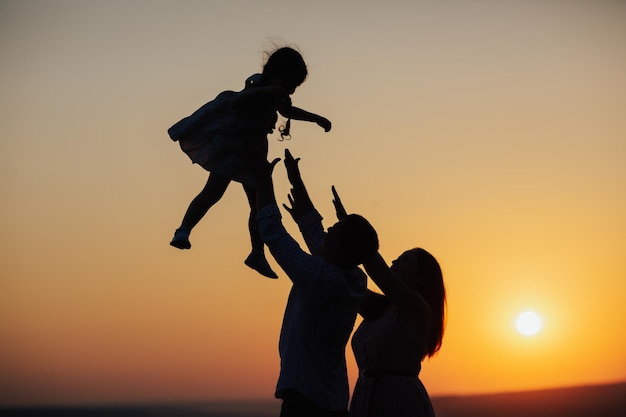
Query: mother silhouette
xmin=332 ymin=188 xmax=447 ymax=417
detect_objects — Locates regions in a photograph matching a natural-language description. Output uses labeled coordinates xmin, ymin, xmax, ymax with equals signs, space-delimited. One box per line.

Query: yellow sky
xmin=1 ymin=0 xmax=625 ymax=406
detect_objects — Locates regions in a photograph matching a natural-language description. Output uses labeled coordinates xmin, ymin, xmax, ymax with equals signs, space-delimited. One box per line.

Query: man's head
xmin=323 ymin=214 xmax=379 ymax=268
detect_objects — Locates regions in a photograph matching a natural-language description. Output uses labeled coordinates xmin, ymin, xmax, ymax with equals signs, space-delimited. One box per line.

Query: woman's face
xmin=390 ymin=249 xmax=421 ymax=288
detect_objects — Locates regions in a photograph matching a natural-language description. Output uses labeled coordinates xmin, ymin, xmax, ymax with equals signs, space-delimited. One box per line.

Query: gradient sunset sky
xmin=1 ymin=0 xmax=625 ymax=407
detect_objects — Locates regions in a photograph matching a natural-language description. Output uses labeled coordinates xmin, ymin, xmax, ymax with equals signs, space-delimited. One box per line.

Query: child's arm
xmin=280 ymin=106 xmax=332 ymax=132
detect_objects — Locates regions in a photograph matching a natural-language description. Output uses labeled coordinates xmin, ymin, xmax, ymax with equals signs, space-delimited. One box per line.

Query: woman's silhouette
xmin=332 ymin=189 xmax=446 ymax=417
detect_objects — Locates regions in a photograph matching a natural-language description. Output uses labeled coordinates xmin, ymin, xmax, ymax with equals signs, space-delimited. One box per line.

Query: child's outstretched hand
xmin=317 ymin=116 xmax=332 ymax=132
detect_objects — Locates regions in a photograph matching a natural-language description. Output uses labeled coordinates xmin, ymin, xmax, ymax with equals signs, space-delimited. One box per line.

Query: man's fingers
xmin=269 ymin=157 xmax=281 ymax=167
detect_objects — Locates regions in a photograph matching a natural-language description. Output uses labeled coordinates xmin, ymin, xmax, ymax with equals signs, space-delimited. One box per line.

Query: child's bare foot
xmin=245 ymin=252 xmax=278 ymax=279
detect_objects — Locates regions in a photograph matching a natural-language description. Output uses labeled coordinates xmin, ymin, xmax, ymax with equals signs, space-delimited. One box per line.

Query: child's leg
xmin=244 ymin=185 xmax=264 ymax=253
xmin=242 ymin=184 xmax=277 ymax=279
xmin=170 ymin=173 xmax=230 ymax=249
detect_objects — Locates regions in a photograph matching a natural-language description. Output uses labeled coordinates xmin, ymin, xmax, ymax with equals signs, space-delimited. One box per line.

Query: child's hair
xmin=262 ymin=47 xmax=308 ymax=86
xmin=263 ymin=47 xmax=308 ymax=141
xmin=263 ymin=46 xmax=308 ymax=141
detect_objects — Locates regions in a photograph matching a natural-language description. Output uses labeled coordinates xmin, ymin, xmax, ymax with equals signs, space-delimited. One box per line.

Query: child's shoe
xmin=245 ymin=251 xmax=278 ymax=279
xmin=170 ymin=228 xmax=191 ymax=250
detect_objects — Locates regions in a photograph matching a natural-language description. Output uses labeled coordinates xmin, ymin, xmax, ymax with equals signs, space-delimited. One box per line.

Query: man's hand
xmin=332 ymin=185 xmax=348 ymax=220
xmin=282 ymin=189 xmax=304 ymax=222
xmin=265 ymin=157 xmax=281 ymax=176
xmin=252 ymin=156 xmax=281 ymax=209
xmin=284 ymin=148 xmax=302 ymax=186
xmin=249 ymin=155 xmax=281 ymax=181
xmin=281 ymin=149 xmax=313 ymax=221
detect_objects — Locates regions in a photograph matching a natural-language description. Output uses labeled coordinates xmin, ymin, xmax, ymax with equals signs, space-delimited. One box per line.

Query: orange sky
xmin=1 ymin=0 xmax=625 ymax=406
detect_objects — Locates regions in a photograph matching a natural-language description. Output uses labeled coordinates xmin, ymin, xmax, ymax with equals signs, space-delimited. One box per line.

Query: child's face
xmin=269 ymin=75 xmax=301 ymax=95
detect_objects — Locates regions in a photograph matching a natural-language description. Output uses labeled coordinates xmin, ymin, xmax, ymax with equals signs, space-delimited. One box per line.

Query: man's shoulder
xmin=318 ymin=265 xmax=367 ymax=298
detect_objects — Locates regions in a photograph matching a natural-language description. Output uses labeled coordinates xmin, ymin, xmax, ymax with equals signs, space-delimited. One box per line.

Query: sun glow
xmin=516 ymin=311 xmax=542 ymax=336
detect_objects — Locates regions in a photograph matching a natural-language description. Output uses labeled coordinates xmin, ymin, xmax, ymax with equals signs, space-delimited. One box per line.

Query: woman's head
xmin=392 ymin=248 xmax=446 ymax=357
xmin=262 ymin=47 xmax=308 ymax=93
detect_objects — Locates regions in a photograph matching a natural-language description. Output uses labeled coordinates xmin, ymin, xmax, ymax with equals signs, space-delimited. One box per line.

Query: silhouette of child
xmin=168 ymin=46 xmax=331 ymax=279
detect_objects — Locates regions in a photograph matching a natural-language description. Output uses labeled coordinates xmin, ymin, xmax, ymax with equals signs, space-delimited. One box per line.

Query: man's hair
xmin=334 ymin=214 xmax=379 ymax=268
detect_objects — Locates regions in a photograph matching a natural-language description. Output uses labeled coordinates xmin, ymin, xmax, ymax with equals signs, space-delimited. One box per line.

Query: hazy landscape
xmin=431 ymin=381 xmax=626 ymax=417
xmin=2 ymin=381 xmax=624 ymax=417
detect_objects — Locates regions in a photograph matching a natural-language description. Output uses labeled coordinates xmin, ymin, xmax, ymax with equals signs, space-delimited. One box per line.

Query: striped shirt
xmin=257 ymin=205 xmax=367 ymax=412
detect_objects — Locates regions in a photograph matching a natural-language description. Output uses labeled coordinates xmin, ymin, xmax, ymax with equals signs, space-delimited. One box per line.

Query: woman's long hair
xmin=413 ymin=248 xmax=446 ymax=357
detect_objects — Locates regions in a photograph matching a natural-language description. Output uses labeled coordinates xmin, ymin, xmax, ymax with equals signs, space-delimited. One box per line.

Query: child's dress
xmin=168 ymin=74 xmax=278 ymax=186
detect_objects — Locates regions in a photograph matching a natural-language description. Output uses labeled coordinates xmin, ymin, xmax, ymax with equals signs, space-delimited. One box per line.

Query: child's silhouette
xmin=168 ymin=47 xmax=331 ymax=278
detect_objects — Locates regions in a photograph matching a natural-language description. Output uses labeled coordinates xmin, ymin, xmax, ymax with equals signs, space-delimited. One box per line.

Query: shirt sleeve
xmin=295 ymin=209 xmax=326 ymax=256
xmin=257 ymin=205 xmax=324 ymax=287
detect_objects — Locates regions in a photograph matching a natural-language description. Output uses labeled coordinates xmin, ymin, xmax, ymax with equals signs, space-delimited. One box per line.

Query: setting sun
xmin=516 ymin=311 xmax=542 ymax=336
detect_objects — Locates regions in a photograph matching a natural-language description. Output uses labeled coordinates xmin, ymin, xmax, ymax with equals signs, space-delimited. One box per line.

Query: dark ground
xmin=2 ymin=381 xmax=625 ymax=417
xmin=431 ymin=381 xmax=626 ymax=417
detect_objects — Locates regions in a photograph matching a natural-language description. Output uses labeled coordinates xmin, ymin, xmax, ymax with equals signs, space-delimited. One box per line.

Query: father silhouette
xmin=253 ymin=150 xmax=379 ymax=417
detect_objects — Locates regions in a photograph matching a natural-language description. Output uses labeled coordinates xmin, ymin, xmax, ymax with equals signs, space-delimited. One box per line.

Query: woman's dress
xmin=350 ymin=305 xmax=436 ymax=417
